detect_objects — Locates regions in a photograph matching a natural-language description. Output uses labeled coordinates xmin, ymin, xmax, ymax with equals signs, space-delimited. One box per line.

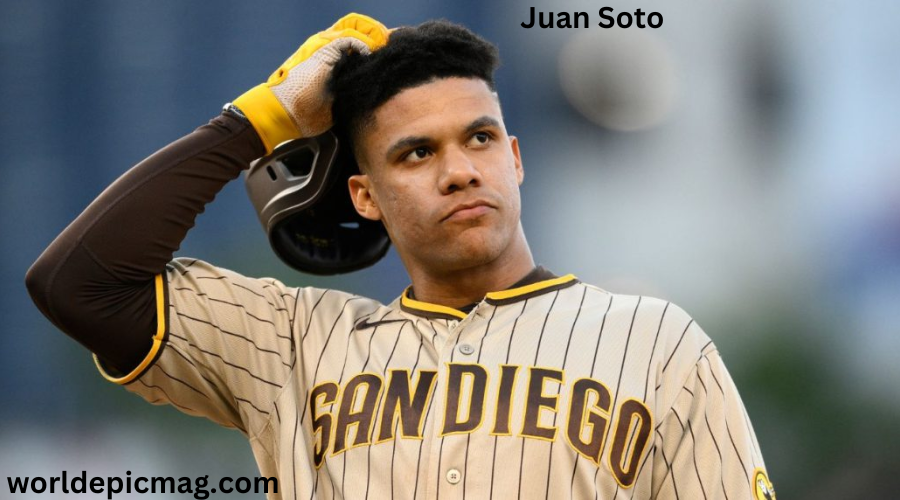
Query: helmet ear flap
xmin=245 ymin=131 xmax=391 ymax=275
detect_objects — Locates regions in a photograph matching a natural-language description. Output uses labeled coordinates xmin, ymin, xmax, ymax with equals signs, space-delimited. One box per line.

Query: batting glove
xmin=233 ymin=13 xmax=390 ymax=153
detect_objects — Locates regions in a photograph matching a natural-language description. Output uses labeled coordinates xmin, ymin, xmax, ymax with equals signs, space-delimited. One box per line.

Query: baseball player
xmin=26 ymin=14 xmax=774 ymax=500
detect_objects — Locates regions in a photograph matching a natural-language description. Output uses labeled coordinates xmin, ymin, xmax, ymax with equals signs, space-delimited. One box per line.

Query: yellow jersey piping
xmin=399 ymin=273 xmax=580 ymax=319
xmin=400 ymin=287 xmax=468 ymax=320
xmin=485 ymin=274 xmax=578 ymax=301
xmin=94 ymin=273 xmax=169 ymax=385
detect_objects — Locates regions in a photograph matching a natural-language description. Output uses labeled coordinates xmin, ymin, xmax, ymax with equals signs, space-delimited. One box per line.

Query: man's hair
xmin=329 ymin=20 xmax=500 ymax=166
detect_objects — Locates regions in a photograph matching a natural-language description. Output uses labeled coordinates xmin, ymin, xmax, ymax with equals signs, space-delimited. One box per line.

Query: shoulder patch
xmin=752 ymin=468 xmax=776 ymax=500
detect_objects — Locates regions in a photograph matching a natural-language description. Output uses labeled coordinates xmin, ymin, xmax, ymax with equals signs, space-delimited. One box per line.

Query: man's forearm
xmin=25 ymin=111 xmax=265 ymax=372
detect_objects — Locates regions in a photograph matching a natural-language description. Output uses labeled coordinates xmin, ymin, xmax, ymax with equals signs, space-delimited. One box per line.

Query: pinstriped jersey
xmin=96 ymin=257 xmax=773 ymax=500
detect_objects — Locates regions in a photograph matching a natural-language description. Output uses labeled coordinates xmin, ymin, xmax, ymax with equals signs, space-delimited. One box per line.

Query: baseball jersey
xmin=95 ymin=257 xmax=773 ymax=500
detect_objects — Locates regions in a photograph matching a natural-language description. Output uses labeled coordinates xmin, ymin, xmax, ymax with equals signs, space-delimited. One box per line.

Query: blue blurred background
xmin=3 ymin=0 xmax=900 ymax=498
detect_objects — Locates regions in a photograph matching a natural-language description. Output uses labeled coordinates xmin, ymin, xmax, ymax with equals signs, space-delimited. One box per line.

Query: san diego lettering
xmin=309 ymin=363 xmax=654 ymax=487
xmin=521 ymin=7 xmax=663 ymax=29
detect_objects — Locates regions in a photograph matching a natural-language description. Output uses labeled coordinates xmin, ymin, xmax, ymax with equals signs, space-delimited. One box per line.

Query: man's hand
xmin=234 ymin=13 xmax=389 ymax=153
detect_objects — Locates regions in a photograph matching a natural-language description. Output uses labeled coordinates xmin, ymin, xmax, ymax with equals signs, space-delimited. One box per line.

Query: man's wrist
xmin=222 ymin=102 xmax=249 ymax=123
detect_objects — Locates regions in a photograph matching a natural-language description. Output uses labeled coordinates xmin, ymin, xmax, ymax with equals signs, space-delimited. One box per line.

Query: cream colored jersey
xmin=96 ymin=257 xmax=774 ymax=500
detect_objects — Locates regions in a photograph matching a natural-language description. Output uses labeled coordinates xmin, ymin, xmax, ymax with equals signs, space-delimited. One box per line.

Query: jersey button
xmin=458 ymin=344 xmax=475 ymax=355
xmin=446 ymin=468 xmax=462 ymax=484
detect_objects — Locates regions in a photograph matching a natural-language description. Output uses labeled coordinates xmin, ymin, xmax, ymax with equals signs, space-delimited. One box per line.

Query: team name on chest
xmin=309 ymin=363 xmax=653 ymax=486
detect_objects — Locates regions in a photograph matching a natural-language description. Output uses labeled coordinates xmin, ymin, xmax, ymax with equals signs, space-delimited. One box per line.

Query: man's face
xmin=349 ymin=77 xmax=525 ymax=275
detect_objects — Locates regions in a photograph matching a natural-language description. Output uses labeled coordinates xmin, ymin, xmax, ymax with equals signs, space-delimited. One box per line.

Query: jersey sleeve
xmin=650 ymin=349 xmax=772 ymax=499
xmin=94 ymin=257 xmax=300 ymax=436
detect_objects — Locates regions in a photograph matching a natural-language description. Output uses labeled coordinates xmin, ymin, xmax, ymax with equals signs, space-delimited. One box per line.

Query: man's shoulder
xmin=166 ymin=257 xmax=385 ymax=309
xmin=576 ymin=280 xmax=714 ymax=360
xmin=575 ymin=281 xmax=684 ymax=318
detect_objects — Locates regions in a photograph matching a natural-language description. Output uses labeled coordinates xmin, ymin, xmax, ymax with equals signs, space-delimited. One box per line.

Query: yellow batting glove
xmin=234 ymin=13 xmax=389 ymax=153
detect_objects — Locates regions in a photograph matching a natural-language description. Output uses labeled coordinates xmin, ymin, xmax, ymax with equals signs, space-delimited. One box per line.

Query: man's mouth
xmin=442 ymin=200 xmax=494 ymax=222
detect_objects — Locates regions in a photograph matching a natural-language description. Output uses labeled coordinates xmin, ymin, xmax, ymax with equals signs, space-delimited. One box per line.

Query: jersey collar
xmin=399 ymin=266 xmax=579 ymax=320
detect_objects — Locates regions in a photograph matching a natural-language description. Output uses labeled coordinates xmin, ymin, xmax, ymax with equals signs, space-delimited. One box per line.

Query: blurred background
xmin=2 ymin=0 xmax=899 ymax=498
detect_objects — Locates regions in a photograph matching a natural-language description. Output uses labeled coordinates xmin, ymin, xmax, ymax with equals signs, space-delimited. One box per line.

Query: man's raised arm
xmin=25 ymin=13 xmax=390 ymax=375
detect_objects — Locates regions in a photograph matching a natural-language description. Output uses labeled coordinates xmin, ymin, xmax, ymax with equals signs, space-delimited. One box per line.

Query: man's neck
xmin=406 ymin=233 xmax=536 ymax=309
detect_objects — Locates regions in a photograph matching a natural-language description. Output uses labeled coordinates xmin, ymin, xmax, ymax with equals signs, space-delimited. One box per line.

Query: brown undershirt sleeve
xmin=25 ymin=111 xmax=265 ymax=373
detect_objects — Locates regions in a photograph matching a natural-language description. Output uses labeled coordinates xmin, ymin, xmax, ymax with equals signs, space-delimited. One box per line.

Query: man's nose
xmin=438 ymin=148 xmax=483 ymax=194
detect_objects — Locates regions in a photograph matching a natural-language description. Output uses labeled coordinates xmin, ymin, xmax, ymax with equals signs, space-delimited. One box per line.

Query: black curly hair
xmin=329 ymin=20 xmax=501 ymax=168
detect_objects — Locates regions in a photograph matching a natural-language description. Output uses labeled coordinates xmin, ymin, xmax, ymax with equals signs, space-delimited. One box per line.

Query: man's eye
xmin=404 ymin=147 xmax=430 ymax=162
xmin=468 ymin=132 xmax=492 ymax=146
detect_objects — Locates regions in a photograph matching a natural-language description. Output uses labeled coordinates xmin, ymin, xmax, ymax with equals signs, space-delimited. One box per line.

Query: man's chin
xmin=432 ymin=231 xmax=506 ymax=270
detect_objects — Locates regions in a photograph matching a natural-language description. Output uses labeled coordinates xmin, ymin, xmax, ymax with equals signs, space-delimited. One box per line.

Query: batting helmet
xmin=244 ymin=131 xmax=390 ymax=275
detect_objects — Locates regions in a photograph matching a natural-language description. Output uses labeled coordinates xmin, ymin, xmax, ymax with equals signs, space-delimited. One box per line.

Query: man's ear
xmin=348 ymin=174 xmax=382 ymax=221
xmin=509 ymin=135 xmax=524 ymax=185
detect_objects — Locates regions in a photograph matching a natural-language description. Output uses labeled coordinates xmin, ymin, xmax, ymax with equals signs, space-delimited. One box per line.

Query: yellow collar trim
xmin=485 ymin=274 xmax=577 ymax=301
xmin=400 ymin=274 xmax=578 ymax=319
xmin=401 ymin=287 xmax=468 ymax=319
